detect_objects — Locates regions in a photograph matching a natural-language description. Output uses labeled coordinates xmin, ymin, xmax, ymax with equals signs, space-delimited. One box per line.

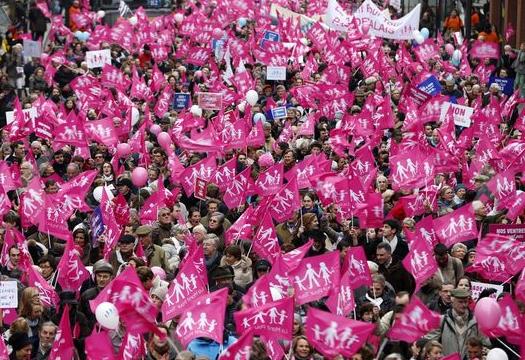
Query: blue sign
xmin=489 ymin=76 xmax=514 ymax=96
xmin=90 ymin=207 xmax=104 ymax=247
xmin=271 ymin=106 xmax=287 ymax=119
xmin=417 ymin=76 xmax=442 ymax=96
xmin=263 ymin=30 xmax=280 ymax=42
xmin=173 ymin=93 xmax=190 ymax=110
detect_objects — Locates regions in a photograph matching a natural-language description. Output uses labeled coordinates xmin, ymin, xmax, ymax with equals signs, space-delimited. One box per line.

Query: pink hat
xmin=258 ymin=153 xmax=275 ymax=168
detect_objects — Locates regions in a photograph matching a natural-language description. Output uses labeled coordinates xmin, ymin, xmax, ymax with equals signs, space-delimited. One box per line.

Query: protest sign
xmin=90 ymin=207 xmax=105 ymax=247
xmin=262 ymin=30 xmax=280 ymax=42
xmin=417 ymin=76 xmax=442 ymax=96
xmin=470 ymin=41 xmax=500 ymax=59
xmin=173 ymin=93 xmax=190 ymax=110
xmin=325 ymin=0 xmax=354 ymax=32
xmin=470 ymin=281 xmax=503 ymax=301
xmin=440 ymin=102 xmax=474 ymax=128
xmin=5 ymin=107 xmax=38 ymax=126
xmin=0 ymin=281 xmax=18 ymax=308
xmin=266 ymin=66 xmax=287 ymax=81
xmin=271 ymin=106 xmax=288 ymax=119
xmin=489 ymin=76 xmax=514 ymax=96
xmin=194 ymin=177 xmax=208 ymax=200
xmin=197 ymin=92 xmax=223 ymax=110
xmin=270 ymin=4 xmax=324 ymax=32
xmin=403 ymin=86 xmax=431 ymax=107
xmin=354 ymin=0 xmax=420 ymax=40
xmin=23 ymin=39 xmax=41 ymax=58
xmin=86 ymin=49 xmax=111 ymax=69
xmin=489 ymin=224 xmax=525 ymax=241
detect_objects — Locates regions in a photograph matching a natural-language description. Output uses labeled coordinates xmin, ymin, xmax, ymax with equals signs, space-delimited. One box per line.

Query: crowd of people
xmin=0 ymin=0 xmax=524 ymax=359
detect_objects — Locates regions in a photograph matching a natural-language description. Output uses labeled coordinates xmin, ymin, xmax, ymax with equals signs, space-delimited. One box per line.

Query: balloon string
xmin=489 ymin=333 xmax=521 ymax=358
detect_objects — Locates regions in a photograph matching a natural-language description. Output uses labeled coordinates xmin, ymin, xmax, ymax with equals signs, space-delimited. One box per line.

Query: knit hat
xmin=151 ymin=286 xmax=168 ymax=302
xmin=258 ymin=153 xmax=275 ymax=168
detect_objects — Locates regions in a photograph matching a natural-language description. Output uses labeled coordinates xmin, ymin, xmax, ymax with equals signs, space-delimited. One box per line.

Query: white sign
xmin=5 ymin=107 xmax=38 ymax=126
xmin=23 ymin=39 xmax=42 ymax=58
xmin=325 ymin=0 xmax=354 ymax=32
xmin=86 ymin=49 xmax=111 ymax=69
xmin=354 ymin=0 xmax=421 ymax=40
xmin=471 ymin=281 xmax=503 ymax=301
xmin=266 ymin=66 xmax=287 ymax=81
xmin=0 ymin=281 xmax=18 ymax=308
xmin=439 ymin=102 xmax=474 ymax=128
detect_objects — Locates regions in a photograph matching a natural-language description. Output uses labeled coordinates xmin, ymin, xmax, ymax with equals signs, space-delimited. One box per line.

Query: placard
xmin=194 ymin=177 xmax=208 ymax=200
xmin=439 ymin=102 xmax=474 ymax=128
xmin=173 ymin=93 xmax=190 ymax=110
xmin=489 ymin=76 xmax=514 ymax=96
xmin=271 ymin=106 xmax=288 ymax=119
xmin=23 ymin=39 xmax=42 ymax=58
xmin=197 ymin=92 xmax=223 ymax=110
xmin=489 ymin=224 xmax=525 ymax=241
xmin=0 ymin=281 xmax=18 ymax=309
xmin=470 ymin=41 xmax=500 ymax=59
xmin=5 ymin=107 xmax=38 ymax=126
xmin=90 ymin=207 xmax=105 ymax=247
xmin=86 ymin=49 xmax=111 ymax=69
xmin=266 ymin=66 xmax=287 ymax=81
xmin=470 ymin=281 xmax=503 ymax=301
xmin=417 ymin=76 xmax=442 ymax=96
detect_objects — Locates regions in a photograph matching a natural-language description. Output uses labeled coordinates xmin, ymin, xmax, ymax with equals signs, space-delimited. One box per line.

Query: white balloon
xmin=487 ymin=348 xmax=508 ymax=360
xmin=95 ymin=302 xmax=119 ymax=330
xmin=129 ymin=16 xmax=138 ymax=25
xmin=237 ymin=101 xmax=246 ymax=112
xmin=131 ymin=106 xmax=140 ymax=126
xmin=96 ymin=10 xmax=105 ymax=19
xmin=174 ymin=13 xmax=184 ymax=24
xmin=245 ymin=89 xmax=259 ymax=106
xmin=190 ymin=105 xmax=202 ymax=117
xmin=453 ymin=49 xmax=462 ymax=61
xmin=93 ymin=186 xmax=104 ymax=202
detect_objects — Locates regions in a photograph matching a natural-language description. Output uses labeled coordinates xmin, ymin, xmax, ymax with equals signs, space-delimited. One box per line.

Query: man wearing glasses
xmin=152 ymin=207 xmax=176 ymax=245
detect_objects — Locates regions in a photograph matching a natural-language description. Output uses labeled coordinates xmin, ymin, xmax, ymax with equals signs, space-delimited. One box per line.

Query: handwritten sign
xmin=266 ymin=66 xmax=287 ymax=81
xmin=197 ymin=92 xmax=223 ymax=110
xmin=440 ymin=102 xmax=474 ymax=128
xmin=0 ymin=281 xmax=18 ymax=308
xmin=23 ymin=39 xmax=42 ymax=58
xmin=86 ymin=49 xmax=111 ymax=69
xmin=470 ymin=281 xmax=503 ymax=301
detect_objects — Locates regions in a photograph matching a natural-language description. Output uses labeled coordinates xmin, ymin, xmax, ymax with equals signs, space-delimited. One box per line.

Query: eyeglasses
xmin=159 ymin=213 xmax=170 ymax=217
xmin=209 ymin=219 xmax=218 ymax=223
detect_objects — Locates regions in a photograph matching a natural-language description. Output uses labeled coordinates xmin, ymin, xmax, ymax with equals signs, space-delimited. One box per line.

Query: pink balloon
xmin=474 ymin=297 xmax=501 ymax=331
xmin=445 ymin=43 xmax=455 ymax=55
xmin=212 ymin=28 xmax=223 ymax=40
xmin=116 ymin=143 xmax=131 ymax=157
xmin=150 ymin=124 xmax=162 ymax=135
xmin=131 ymin=167 xmax=148 ymax=187
xmin=157 ymin=132 xmax=171 ymax=149
xmin=362 ymin=22 xmax=370 ymax=34
xmin=194 ymin=70 xmax=203 ymax=78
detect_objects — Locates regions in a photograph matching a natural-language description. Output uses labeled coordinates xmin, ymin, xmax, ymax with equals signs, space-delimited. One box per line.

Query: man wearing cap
xmin=80 ymin=259 xmax=114 ymax=330
xmin=425 ymin=288 xmax=490 ymax=358
xmin=116 ymin=177 xmax=136 ymax=204
xmin=135 ymin=225 xmax=169 ymax=272
xmin=109 ymin=234 xmax=137 ymax=273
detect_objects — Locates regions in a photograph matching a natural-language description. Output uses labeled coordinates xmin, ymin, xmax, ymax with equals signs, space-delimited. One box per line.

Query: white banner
xmin=439 ymin=102 xmax=474 ymax=128
xmin=470 ymin=281 xmax=503 ymax=301
xmin=23 ymin=39 xmax=42 ymax=58
xmin=325 ymin=0 xmax=354 ymax=32
xmin=353 ymin=0 xmax=421 ymax=40
xmin=86 ymin=49 xmax=111 ymax=69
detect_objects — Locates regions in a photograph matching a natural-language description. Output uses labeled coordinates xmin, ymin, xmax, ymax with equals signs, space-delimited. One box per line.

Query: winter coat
xmin=220 ymin=255 xmax=253 ymax=289
xmin=424 ymin=309 xmax=490 ymax=359
xmin=513 ymin=51 xmax=525 ymax=74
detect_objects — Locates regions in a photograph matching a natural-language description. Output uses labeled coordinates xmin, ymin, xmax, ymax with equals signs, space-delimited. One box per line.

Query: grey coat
xmin=424 ymin=309 xmax=490 ymax=359
xmin=512 ymin=51 xmax=525 ymax=74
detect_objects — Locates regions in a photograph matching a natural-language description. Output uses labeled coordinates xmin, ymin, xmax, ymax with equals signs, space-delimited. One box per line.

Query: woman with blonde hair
xmin=421 ymin=340 xmax=443 ymax=360
xmin=18 ymin=287 xmax=41 ymax=317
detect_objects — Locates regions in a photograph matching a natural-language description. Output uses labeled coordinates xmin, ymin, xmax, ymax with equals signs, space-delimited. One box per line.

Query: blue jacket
xmin=187 ymin=336 xmax=237 ymax=360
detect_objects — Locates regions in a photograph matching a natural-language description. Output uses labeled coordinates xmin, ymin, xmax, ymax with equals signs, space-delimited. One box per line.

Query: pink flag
xmin=234 ymin=296 xmax=294 ymax=340
xmin=252 ymin=212 xmax=281 ymax=263
xmin=403 ymin=237 xmax=437 ymax=291
xmin=161 ymin=246 xmax=208 ymax=322
xmin=223 ymin=166 xmax=255 ymax=209
xmin=224 ymin=205 xmax=257 ymax=245
xmin=211 ymin=158 xmax=237 ymax=191
xmin=491 ymin=294 xmax=522 ymax=344
xmin=405 ymin=216 xmax=439 ymax=249
xmin=289 ymin=251 xmax=340 ymax=305
xmin=85 ymin=330 xmax=116 ymax=360
xmin=118 ymin=331 xmax=145 ymax=360
xmin=26 ymin=257 xmax=60 ymax=308
xmin=56 ymin=238 xmax=90 ymax=291
xmin=255 ymin=162 xmax=284 ymax=196
xmin=153 ymin=86 xmax=173 ymax=118
xmin=0 ymin=335 xmax=8 ymax=359
xmin=175 ymin=288 xmax=228 ymax=347
xmin=180 ymin=156 xmax=217 ymax=196
xmin=268 ymin=176 xmax=301 ymax=222
xmin=139 ymin=190 xmax=166 ymax=224
xmin=441 ymin=354 xmax=461 ymax=360
xmin=388 ymin=296 xmax=441 ymax=342
xmin=85 ymin=118 xmax=119 ymax=147
xmin=261 ymin=336 xmax=285 ymax=360
xmin=516 ymin=268 xmax=525 ymax=303
xmin=112 ymin=193 xmax=131 ymax=226
xmin=434 ymin=204 xmax=478 ymax=247
xmin=218 ymin=329 xmax=253 ymax=360
xmin=342 ymin=246 xmax=372 ymax=289
xmin=326 ymin=270 xmax=355 ymax=317
xmin=281 ymin=239 xmax=313 ymax=273
xmin=49 ymin=305 xmax=75 ymax=360
xmin=390 ymin=152 xmax=426 ymax=190
xmin=305 ymin=307 xmax=374 ymax=358
xmin=0 ymin=185 xmax=12 ymax=218
xmin=246 ymin=121 xmax=265 ymax=148
xmin=285 ymin=156 xmax=317 ymax=189
xmin=468 ymin=234 xmax=515 ymax=282
xmin=486 ymin=169 xmax=516 ymax=201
